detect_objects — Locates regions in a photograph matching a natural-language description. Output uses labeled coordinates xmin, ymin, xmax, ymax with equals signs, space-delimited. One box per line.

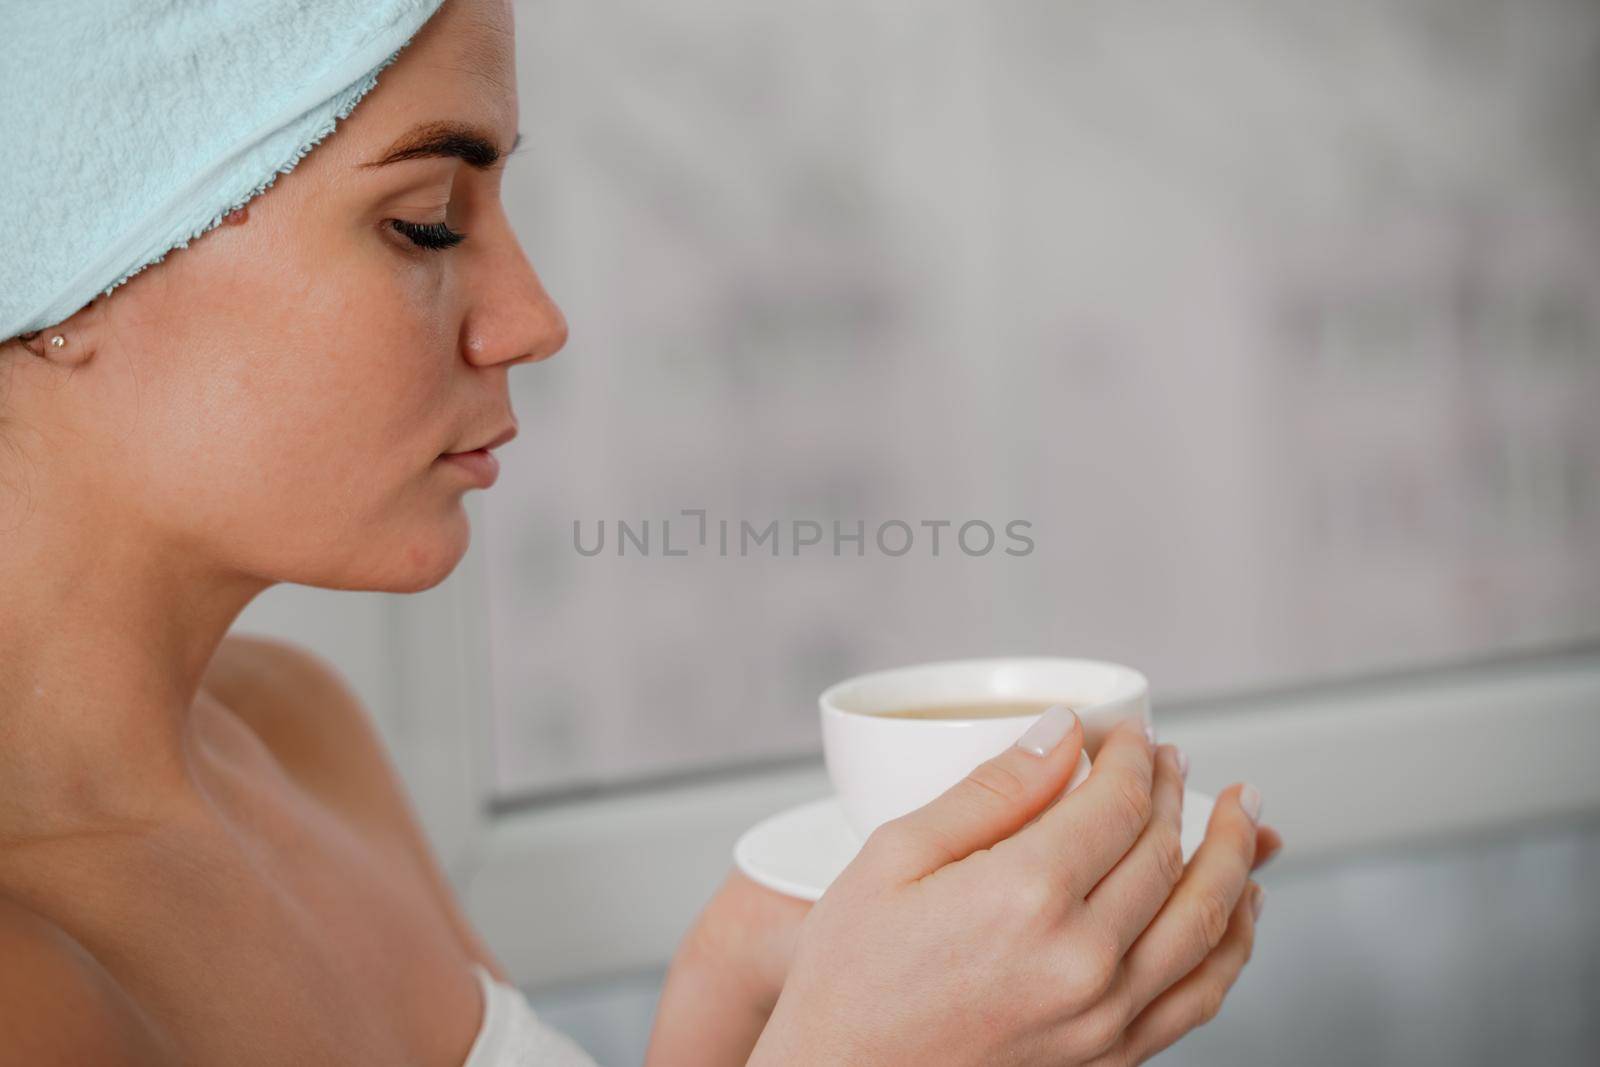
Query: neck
xmin=0 ymin=481 xmax=272 ymax=839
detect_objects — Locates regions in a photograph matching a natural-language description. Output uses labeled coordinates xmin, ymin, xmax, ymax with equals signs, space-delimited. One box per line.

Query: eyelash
xmin=390 ymin=219 xmax=467 ymax=251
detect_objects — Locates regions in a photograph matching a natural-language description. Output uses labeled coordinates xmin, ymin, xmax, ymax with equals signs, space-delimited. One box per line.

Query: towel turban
xmin=1 ymin=0 xmax=450 ymax=341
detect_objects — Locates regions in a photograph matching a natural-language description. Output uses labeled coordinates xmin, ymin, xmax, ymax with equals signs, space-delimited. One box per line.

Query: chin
xmin=311 ymin=507 xmax=474 ymax=594
xmin=390 ymin=509 xmax=474 ymax=593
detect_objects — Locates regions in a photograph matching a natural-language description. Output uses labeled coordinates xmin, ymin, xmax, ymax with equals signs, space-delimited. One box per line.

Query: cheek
xmin=113 ymin=229 xmax=460 ymax=534
xmin=277 ymin=231 xmax=462 ymax=436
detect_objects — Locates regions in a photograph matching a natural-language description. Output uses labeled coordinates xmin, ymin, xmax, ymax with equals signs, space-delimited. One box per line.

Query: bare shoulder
xmin=0 ymin=896 xmax=172 ymax=1065
xmin=205 ymin=632 xmax=402 ymax=830
xmin=205 ymin=633 xmax=511 ymax=980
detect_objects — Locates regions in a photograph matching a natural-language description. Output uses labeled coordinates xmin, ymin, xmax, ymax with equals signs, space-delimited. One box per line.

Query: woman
xmin=0 ymin=0 xmax=1283 ymax=1063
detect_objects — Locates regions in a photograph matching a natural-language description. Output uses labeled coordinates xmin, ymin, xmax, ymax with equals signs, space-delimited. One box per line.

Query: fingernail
xmin=1066 ymin=749 xmax=1092 ymax=793
xmin=1251 ymin=884 xmax=1267 ymax=921
xmin=1174 ymin=746 xmax=1190 ymax=781
xmin=1239 ymin=783 xmax=1263 ymax=825
xmin=1016 ymin=704 xmax=1078 ymax=757
xmin=1143 ymin=721 xmax=1157 ymax=746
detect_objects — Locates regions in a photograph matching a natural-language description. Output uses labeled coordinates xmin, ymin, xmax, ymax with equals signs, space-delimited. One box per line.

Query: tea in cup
xmin=819 ymin=657 xmax=1151 ymax=840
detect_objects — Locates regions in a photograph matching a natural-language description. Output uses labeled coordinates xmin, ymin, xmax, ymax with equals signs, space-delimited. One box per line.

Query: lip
xmin=436 ymin=422 xmax=516 ymax=488
xmin=456 ymin=423 xmax=518 ymax=454
xmin=436 ymin=448 xmax=500 ymax=487
xmin=435 ymin=422 xmax=515 ymax=489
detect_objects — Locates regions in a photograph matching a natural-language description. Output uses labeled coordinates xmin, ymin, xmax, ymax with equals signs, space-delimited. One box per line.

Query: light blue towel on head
xmin=1 ymin=0 xmax=449 ymax=341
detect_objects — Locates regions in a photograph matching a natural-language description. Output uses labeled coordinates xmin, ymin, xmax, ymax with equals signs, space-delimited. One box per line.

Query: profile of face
xmin=0 ymin=0 xmax=566 ymax=594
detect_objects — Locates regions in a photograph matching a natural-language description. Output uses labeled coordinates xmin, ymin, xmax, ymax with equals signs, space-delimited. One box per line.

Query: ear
xmin=15 ymin=299 xmax=103 ymax=366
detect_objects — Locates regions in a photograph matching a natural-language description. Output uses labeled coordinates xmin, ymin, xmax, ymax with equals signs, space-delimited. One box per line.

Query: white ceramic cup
xmin=820 ymin=656 xmax=1152 ymax=841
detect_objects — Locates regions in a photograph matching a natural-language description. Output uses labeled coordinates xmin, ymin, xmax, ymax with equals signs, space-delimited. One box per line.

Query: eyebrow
xmin=362 ymin=121 xmax=523 ymax=169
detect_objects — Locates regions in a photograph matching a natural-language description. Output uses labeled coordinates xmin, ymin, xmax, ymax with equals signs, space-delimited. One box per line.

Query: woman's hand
xmin=645 ymin=868 xmax=812 ymax=1066
xmin=748 ymin=710 xmax=1277 ymax=1066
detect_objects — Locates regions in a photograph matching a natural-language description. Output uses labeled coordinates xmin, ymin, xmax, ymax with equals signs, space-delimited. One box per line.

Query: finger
xmin=861 ymin=705 xmax=1087 ymax=883
xmin=1252 ymin=825 xmax=1283 ymax=871
xmin=1017 ymin=747 xmax=1094 ymax=835
xmin=1082 ymin=744 xmax=1186 ymax=957
xmin=1120 ymin=781 xmax=1261 ymax=1015
xmin=1013 ymin=716 xmax=1157 ymax=899
xmin=1117 ymin=881 xmax=1262 ymax=1065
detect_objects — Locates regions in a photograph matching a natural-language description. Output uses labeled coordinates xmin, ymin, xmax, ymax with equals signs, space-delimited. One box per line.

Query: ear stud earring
xmin=49 ymin=334 xmax=66 ymax=348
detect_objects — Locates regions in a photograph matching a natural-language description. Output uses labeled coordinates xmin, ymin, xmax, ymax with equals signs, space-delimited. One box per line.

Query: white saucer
xmin=735 ymin=789 xmax=1218 ymax=901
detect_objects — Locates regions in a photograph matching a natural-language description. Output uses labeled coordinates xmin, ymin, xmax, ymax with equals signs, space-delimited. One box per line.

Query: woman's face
xmin=6 ymin=0 xmax=565 ymax=592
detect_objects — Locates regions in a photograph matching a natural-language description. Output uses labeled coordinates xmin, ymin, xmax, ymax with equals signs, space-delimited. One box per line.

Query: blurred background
xmin=242 ymin=0 xmax=1600 ymax=1063
xmin=490 ymin=0 xmax=1600 ymax=798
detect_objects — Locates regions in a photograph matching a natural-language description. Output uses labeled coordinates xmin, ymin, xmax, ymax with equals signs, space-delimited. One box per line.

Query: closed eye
xmin=390 ymin=219 xmax=467 ymax=250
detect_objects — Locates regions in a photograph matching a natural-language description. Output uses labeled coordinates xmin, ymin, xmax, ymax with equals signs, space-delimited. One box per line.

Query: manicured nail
xmin=1251 ymin=884 xmax=1267 ymax=920
xmin=1066 ymin=749 xmax=1092 ymax=793
xmin=1239 ymin=783 xmax=1263 ymax=825
xmin=1143 ymin=721 xmax=1157 ymax=746
xmin=1174 ymin=746 xmax=1190 ymax=781
xmin=1016 ymin=704 xmax=1078 ymax=757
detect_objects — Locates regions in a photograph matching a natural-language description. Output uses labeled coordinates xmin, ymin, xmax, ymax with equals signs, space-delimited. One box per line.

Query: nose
xmin=460 ymin=213 xmax=569 ymax=368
